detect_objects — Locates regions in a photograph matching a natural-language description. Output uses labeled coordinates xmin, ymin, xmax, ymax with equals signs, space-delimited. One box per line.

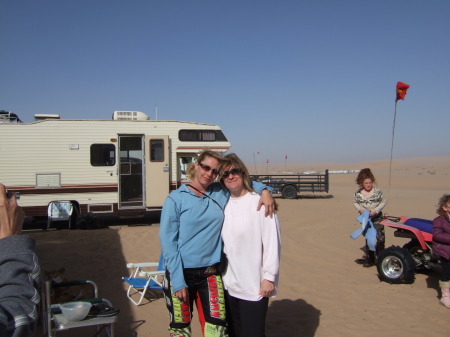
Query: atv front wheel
xmin=377 ymin=246 xmax=416 ymax=284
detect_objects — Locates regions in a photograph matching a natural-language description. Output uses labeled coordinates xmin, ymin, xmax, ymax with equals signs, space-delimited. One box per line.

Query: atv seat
xmin=404 ymin=218 xmax=433 ymax=234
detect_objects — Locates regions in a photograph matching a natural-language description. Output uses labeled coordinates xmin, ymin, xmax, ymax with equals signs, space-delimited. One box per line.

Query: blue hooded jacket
xmin=350 ymin=210 xmax=376 ymax=251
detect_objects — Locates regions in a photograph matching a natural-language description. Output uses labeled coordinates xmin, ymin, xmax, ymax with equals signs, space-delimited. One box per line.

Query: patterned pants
xmin=163 ymin=266 xmax=228 ymax=337
xmin=364 ymin=215 xmax=385 ymax=260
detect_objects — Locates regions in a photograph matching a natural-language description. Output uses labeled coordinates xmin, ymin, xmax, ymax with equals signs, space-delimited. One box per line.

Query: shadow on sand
xmin=28 ymin=216 xmax=160 ymax=336
xmin=266 ymin=298 xmax=321 ymax=337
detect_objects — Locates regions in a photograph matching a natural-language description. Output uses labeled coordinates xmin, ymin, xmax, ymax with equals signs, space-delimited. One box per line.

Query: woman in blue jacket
xmin=159 ymin=150 xmax=273 ymax=337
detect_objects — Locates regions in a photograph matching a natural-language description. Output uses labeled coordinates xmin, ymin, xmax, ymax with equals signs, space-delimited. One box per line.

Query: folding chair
xmin=122 ymin=253 xmax=165 ymax=306
xmin=42 ymin=280 xmax=119 ymax=337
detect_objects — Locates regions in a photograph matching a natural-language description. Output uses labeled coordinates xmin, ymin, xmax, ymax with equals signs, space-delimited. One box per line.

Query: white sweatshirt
xmin=221 ymin=192 xmax=281 ymax=301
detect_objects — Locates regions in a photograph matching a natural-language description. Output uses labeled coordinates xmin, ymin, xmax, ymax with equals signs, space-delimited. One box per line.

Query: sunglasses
xmin=198 ymin=162 xmax=219 ymax=175
xmin=222 ymin=168 xmax=242 ymax=178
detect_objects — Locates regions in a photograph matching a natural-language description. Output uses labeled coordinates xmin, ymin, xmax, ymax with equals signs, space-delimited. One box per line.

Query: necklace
xmin=187 ymin=183 xmax=206 ymax=195
xmin=186 ymin=184 xmax=223 ymax=211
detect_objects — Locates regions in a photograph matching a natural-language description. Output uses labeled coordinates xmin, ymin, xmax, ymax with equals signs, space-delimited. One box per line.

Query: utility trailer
xmin=250 ymin=170 xmax=329 ymax=199
xmin=0 ymin=111 xmax=231 ymax=227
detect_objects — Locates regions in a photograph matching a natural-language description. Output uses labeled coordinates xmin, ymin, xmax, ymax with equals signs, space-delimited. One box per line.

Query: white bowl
xmin=60 ymin=301 xmax=92 ymax=322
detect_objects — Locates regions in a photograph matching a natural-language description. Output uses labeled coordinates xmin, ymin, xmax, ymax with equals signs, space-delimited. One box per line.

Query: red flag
xmin=395 ymin=82 xmax=410 ymax=101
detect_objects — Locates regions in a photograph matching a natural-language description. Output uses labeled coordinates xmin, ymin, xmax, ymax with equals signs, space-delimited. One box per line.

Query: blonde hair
xmin=436 ymin=194 xmax=450 ymax=218
xmin=186 ymin=150 xmax=223 ymax=181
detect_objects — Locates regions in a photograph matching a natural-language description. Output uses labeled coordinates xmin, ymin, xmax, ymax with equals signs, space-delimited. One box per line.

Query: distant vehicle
xmin=0 ymin=112 xmax=231 ymax=227
xmin=250 ymin=170 xmax=329 ymax=199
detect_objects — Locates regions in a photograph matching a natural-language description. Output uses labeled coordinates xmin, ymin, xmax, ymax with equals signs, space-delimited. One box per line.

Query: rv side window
xmin=91 ymin=144 xmax=116 ymax=166
xmin=178 ymin=130 xmax=217 ymax=141
xmin=150 ymin=139 xmax=164 ymax=162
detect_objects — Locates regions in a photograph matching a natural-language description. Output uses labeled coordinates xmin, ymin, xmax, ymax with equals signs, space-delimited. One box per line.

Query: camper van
xmin=0 ymin=112 xmax=231 ymax=226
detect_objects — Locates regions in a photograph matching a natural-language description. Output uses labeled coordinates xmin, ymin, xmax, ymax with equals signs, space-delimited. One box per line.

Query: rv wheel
xmin=76 ymin=213 xmax=98 ymax=230
xmin=377 ymin=246 xmax=416 ymax=284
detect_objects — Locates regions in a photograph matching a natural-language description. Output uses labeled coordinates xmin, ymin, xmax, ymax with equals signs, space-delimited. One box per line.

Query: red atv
xmin=376 ymin=216 xmax=442 ymax=284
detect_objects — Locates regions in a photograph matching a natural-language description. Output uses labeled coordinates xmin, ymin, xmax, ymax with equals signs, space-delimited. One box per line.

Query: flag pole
xmin=257 ymin=152 xmax=260 ymax=175
xmin=388 ymin=81 xmax=409 ymax=193
xmin=388 ymin=100 xmax=398 ymax=191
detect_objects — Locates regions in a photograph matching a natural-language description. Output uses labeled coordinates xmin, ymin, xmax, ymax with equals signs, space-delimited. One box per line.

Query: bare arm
xmin=257 ymin=189 xmax=275 ymax=217
xmin=0 ymin=184 xmax=24 ymax=238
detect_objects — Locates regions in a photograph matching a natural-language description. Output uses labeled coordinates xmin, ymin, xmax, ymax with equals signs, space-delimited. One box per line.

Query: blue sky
xmin=2 ymin=0 xmax=449 ymax=165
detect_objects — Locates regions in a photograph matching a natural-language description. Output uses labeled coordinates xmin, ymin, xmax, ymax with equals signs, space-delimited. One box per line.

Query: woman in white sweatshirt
xmin=219 ymin=154 xmax=281 ymax=337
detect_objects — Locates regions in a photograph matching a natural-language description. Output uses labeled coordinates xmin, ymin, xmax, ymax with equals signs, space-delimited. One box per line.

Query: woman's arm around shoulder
xmin=251 ymin=181 xmax=274 ymax=217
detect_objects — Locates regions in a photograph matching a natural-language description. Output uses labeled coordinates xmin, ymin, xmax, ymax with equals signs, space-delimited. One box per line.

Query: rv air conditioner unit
xmin=112 ymin=111 xmax=149 ymax=121
xmin=34 ymin=114 xmax=61 ymax=121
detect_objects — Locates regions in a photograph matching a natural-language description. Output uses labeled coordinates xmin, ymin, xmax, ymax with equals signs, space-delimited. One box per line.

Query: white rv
xmin=0 ymin=112 xmax=231 ymax=225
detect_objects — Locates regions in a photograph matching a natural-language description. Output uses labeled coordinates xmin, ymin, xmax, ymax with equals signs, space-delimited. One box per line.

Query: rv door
xmin=118 ymin=135 xmax=145 ymax=209
xmin=145 ymin=136 xmax=169 ymax=207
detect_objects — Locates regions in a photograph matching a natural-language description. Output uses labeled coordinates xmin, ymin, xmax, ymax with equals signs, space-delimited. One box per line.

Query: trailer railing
xmin=250 ymin=169 xmax=329 ymax=199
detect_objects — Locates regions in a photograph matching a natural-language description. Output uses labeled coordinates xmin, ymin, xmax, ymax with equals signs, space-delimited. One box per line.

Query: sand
xmin=28 ymin=156 xmax=450 ymax=337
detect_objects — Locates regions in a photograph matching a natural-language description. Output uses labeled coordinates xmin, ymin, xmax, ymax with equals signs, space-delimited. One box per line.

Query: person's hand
xmin=257 ymin=189 xmax=275 ymax=218
xmin=369 ymin=209 xmax=377 ymax=217
xmin=0 ymin=184 xmax=24 ymax=239
xmin=175 ymin=288 xmax=189 ymax=303
xmin=259 ymin=279 xmax=275 ymax=297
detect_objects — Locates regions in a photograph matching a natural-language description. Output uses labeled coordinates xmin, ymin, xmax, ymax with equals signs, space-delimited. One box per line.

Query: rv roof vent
xmin=112 ymin=111 xmax=149 ymax=121
xmin=34 ymin=114 xmax=61 ymax=121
